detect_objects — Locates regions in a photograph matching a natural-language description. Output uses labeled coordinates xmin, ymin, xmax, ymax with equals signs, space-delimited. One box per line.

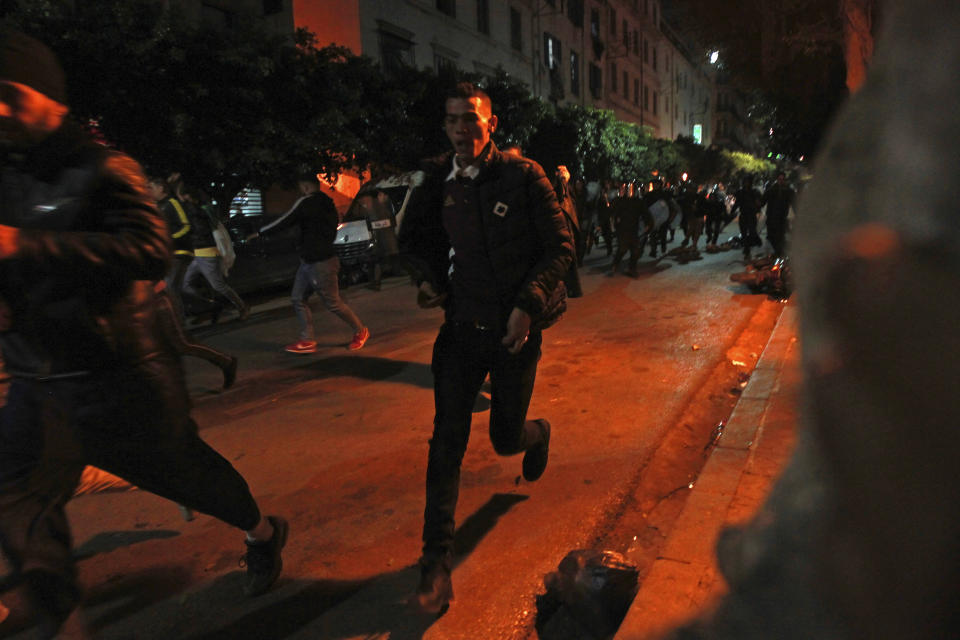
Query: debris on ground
xmin=537 ymin=549 xmax=639 ymax=639
xmin=730 ymin=256 xmax=792 ymax=299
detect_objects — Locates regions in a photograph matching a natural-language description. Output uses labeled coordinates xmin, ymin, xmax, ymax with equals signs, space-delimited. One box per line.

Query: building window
xmin=653 ymin=3 xmax=658 ymax=25
xmin=590 ymin=8 xmax=600 ymax=38
xmin=643 ymin=84 xmax=649 ymax=111
xmin=643 ymin=39 xmax=649 ymax=64
xmin=570 ymin=50 xmax=580 ymax=96
xmin=610 ymin=8 xmax=616 ymax=35
xmin=653 ymin=91 xmax=658 ymax=115
xmin=377 ymin=25 xmax=415 ymax=77
xmin=544 ymin=32 xmax=562 ymax=70
xmin=633 ymin=30 xmax=639 ymax=55
xmin=622 ymin=19 xmax=628 ymax=47
xmin=262 ymin=0 xmax=282 ymax=16
xmin=510 ymin=7 xmax=523 ymax=51
xmin=435 ymin=53 xmax=457 ymax=74
xmin=567 ymin=0 xmax=584 ymax=27
xmin=437 ymin=0 xmax=455 ymax=18
xmin=718 ymin=119 xmax=727 ymax=136
xmin=610 ymin=62 xmax=618 ymax=93
xmin=633 ymin=78 xmax=640 ymax=106
xmin=477 ymin=0 xmax=489 ymax=35
xmin=589 ymin=63 xmax=602 ymax=99
xmin=622 ymin=70 xmax=628 ymax=99
xmin=652 ymin=46 xmax=657 ymax=71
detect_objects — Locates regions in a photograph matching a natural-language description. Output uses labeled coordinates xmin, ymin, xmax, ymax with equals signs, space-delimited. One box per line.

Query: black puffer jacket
xmin=399 ymin=143 xmax=573 ymax=323
xmin=0 ymin=120 xmax=171 ymax=376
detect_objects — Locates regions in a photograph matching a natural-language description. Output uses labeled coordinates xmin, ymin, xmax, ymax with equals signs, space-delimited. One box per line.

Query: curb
xmin=615 ymin=302 xmax=799 ymax=640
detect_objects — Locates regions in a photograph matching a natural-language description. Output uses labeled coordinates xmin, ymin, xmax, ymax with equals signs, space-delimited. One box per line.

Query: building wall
xmin=660 ymin=20 xmax=713 ymax=146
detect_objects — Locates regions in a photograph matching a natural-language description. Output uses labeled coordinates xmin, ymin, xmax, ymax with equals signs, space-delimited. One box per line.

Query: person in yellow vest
xmin=147 ymin=176 xmax=193 ymax=319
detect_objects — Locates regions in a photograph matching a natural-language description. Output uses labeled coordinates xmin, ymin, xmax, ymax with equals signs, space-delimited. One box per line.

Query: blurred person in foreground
xmin=660 ymin=2 xmax=960 ymax=639
xmin=399 ymin=82 xmax=573 ymax=615
xmin=0 ymin=30 xmax=286 ymax=638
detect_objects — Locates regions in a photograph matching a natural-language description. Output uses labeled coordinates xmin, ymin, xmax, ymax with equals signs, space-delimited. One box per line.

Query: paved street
xmin=2 ymin=241 xmax=789 ymax=640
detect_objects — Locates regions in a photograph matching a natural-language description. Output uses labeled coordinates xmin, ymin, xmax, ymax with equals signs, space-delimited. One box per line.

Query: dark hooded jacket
xmin=398 ymin=142 xmax=573 ymax=326
xmin=0 ymin=119 xmax=170 ymax=376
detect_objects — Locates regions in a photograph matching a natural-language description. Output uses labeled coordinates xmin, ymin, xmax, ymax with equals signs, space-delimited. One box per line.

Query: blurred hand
xmin=502 ymin=306 xmax=531 ymax=354
xmin=0 ymin=225 xmax=20 ymax=259
xmin=417 ymin=281 xmax=445 ymax=308
xmin=245 ymin=231 xmax=259 ymax=242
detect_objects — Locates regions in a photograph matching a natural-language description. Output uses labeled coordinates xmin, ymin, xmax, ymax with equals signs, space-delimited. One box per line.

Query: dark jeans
xmin=164 ymin=254 xmax=193 ymax=321
xmin=422 ymin=323 xmax=545 ymax=558
xmin=0 ymin=357 xmax=260 ymax=615
xmin=156 ymin=287 xmax=234 ymax=373
xmin=291 ymin=257 xmax=363 ymax=341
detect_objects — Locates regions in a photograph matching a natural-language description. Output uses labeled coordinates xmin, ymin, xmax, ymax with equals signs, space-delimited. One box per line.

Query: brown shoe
xmin=416 ymin=555 xmax=453 ymax=615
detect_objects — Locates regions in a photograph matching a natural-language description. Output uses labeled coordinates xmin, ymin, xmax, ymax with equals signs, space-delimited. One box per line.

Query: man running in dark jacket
xmin=0 ymin=32 xmax=287 ymax=637
xmin=399 ymin=82 xmax=573 ymax=614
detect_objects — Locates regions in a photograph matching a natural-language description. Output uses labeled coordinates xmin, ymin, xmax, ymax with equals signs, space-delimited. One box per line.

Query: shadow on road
xmin=73 ymin=529 xmax=181 ymax=560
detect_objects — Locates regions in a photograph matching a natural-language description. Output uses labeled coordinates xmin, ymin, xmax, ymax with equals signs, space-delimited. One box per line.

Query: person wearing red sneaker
xmin=249 ymin=173 xmax=369 ymax=354
xmin=398 ymin=83 xmax=573 ymax=615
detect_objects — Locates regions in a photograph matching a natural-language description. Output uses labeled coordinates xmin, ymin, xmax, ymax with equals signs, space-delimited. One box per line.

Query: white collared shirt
xmin=446 ymin=155 xmax=480 ymax=182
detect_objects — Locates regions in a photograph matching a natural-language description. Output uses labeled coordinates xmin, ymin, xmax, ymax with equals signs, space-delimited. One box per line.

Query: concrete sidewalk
xmin=615 ymin=302 xmax=801 ymax=640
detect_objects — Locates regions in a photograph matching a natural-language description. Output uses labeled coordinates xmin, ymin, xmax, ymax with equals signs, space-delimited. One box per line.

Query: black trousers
xmin=0 ymin=356 xmax=260 ymax=612
xmin=612 ymin=233 xmax=641 ymax=272
xmin=739 ymin=212 xmax=761 ymax=256
xmin=422 ymin=323 xmax=544 ymax=559
xmin=156 ymin=287 xmax=233 ymax=373
xmin=767 ymin=219 xmax=788 ymax=257
xmin=705 ymin=215 xmax=724 ymax=245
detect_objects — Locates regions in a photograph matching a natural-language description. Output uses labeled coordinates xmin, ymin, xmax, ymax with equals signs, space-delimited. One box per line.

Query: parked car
xmin=335 ymin=170 xmax=424 ymax=287
xmin=184 ymin=172 xmax=425 ymax=317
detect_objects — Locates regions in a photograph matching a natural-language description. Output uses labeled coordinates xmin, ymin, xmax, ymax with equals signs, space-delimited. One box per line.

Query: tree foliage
xmin=1 ymin=0 xmax=776 ymax=206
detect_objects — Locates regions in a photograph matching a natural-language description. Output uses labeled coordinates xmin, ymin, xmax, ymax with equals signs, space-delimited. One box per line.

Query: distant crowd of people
xmin=568 ymin=172 xmax=797 ymax=278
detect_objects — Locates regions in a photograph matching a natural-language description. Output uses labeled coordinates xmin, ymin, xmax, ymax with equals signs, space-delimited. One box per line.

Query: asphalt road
xmin=1 ymin=238 xmax=781 ymax=640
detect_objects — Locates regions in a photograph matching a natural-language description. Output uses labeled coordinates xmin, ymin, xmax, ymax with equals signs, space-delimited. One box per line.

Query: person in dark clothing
xmin=0 ymin=31 xmax=286 ymax=638
xmin=553 ymin=165 xmax=582 ymax=297
xmin=610 ymin=183 xmax=646 ymax=276
xmin=641 ymin=181 xmax=680 ymax=258
xmin=761 ymin=172 xmax=796 ymax=257
xmin=398 ymin=83 xmax=573 ymax=615
xmin=702 ymin=185 xmax=728 ymax=248
xmin=732 ymin=176 xmax=764 ymax=260
xmin=250 ymin=173 xmax=369 ymax=353
xmin=174 ymin=176 xmax=249 ymax=322
xmin=677 ymin=185 xmax=704 ymax=253
xmin=597 ymin=180 xmax=617 ymax=256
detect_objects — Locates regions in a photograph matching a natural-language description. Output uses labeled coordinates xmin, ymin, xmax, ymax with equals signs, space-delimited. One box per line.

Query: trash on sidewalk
xmin=537 ymin=549 xmax=639 ymax=639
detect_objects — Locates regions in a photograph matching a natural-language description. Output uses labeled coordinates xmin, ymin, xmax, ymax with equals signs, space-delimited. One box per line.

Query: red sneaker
xmin=285 ymin=340 xmax=317 ymax=354
xmin=348 ymin=327 xmax=370 ymax=351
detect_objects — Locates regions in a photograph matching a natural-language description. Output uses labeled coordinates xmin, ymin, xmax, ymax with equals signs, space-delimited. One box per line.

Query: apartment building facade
xmin=178 ymin=1 xmax=723 ymax=147
xmin=659 ymin=19 xmax=713 ymax=146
